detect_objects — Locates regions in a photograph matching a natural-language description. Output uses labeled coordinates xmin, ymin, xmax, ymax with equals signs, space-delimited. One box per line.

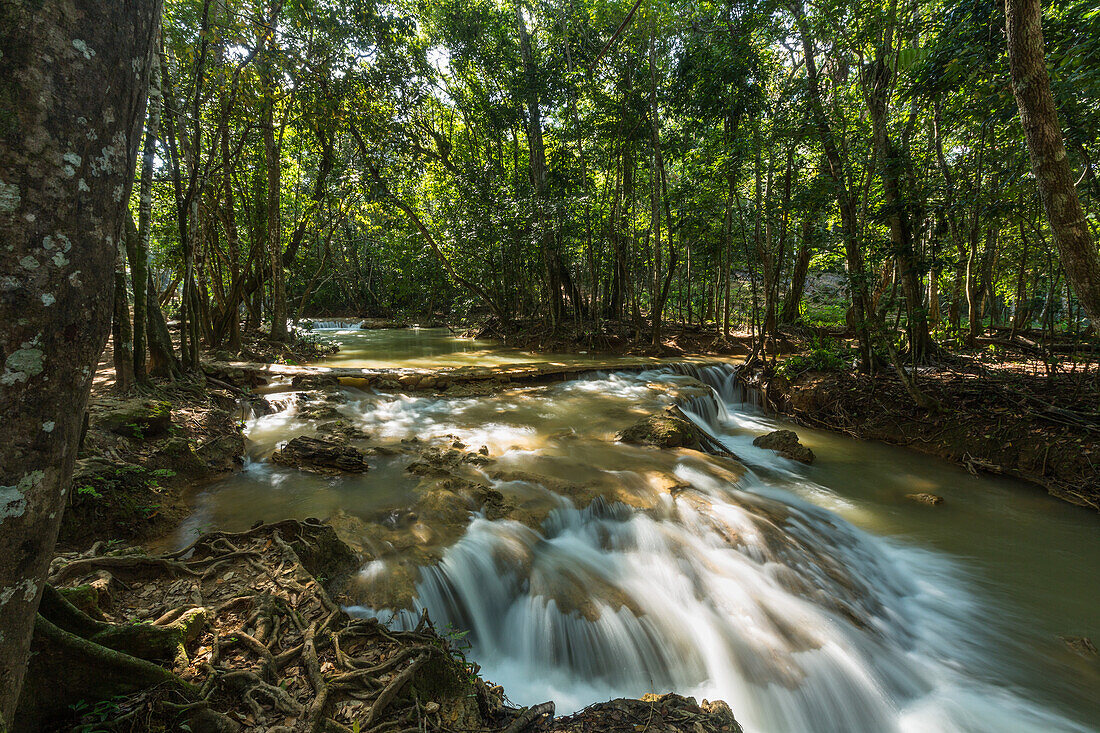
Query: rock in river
xmin=617 ymin=413 xmax=704 ymax=450
xmin=272 ymin=436 xmax=369 ymax=474
xmin=905 ymin=492 xmax=945 ymax=506
xmin=752 ymin=429 xmax=815 ymax=464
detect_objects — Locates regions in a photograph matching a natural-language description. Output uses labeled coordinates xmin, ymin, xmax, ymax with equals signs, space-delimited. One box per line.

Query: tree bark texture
xmin=0 ymin=1 xmax=160 ymax=725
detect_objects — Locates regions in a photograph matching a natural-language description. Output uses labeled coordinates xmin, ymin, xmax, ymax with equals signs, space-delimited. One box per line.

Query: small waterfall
xmin=210 ymin=349 xmax=1091 ymax=733
xmin=670 ymin=362 xmax=769 ymax=411
xmin=297 ymin=318 xmax=362 ymax=331
xmin=349 ymin=476 xmax=1085 ymax=731
xmin=671 ymin=362 xmax=742 ymax=402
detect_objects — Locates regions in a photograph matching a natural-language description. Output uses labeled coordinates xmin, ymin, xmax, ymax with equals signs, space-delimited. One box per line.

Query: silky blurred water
xmin=184 ymin=331 xmax=1099 ymax=732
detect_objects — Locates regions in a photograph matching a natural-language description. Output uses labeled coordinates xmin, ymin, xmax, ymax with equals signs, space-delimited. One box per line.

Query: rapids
xmin=181 ymin=329 xmax=1100 ymax=733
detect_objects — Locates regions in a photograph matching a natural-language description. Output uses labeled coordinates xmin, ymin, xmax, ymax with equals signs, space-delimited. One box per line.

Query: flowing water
xmin=183 ymin=329 xmax=1100 ymax=732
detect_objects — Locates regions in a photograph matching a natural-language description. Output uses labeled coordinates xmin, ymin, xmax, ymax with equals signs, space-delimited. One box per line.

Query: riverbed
xmin=181 ymin=328 xmax=1100 ymax=732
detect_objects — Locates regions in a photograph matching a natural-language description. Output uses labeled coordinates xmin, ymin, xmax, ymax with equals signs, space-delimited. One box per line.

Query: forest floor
xmin=740 ymin=348 xmax=1100 ymax=511
xmin=480 ymin=316 xmax=801 ymax=358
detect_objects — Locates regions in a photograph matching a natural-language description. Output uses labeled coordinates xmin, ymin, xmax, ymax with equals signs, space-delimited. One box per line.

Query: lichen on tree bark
xmin=0 ymin=1 xmax=163 ymax=726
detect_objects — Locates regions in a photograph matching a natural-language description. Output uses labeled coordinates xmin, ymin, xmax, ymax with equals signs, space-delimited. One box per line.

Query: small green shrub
xmin=778 ymin=338 xmax=851 ymax=378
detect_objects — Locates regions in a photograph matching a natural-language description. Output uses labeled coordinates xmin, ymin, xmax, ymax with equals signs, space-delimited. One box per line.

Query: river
xmin=180 ymin=327 xmax=1100 ymax=732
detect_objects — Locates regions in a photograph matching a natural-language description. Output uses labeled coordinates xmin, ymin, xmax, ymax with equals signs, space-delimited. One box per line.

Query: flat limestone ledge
xmin=201 ymin=357 xmax=730 ymax=391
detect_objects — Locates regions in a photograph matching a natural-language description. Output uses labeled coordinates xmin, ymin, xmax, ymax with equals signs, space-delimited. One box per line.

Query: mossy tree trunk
xmin=0 ymin=1 xmax=161 ymax=726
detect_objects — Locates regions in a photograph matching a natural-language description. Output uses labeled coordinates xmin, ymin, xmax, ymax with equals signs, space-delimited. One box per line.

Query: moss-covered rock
xmin=93 ymin=398 xmax=173 ymax=439
xmin=617 ymin=414 xmax=703 ymax=450
xmin=752 ymin=429 xmax=815 ymax=463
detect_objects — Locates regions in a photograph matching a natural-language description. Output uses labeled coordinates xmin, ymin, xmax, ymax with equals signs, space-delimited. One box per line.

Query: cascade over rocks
xmin=618 ymin=405 xmax=741 ymax=459
xmin=753 ymin=429 xmax=815 ymax=463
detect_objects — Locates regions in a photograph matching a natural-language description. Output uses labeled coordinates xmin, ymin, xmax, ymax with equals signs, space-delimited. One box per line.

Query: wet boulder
xmin=617 ymin=414 xmax=702 ymax=450
xmin=272 ymin=436 xmax=369 ymax=474
xmin=318 ymin=419 xmax=370 ymax=441
xmin=752 ymin=429 xmax=815 ymax=464
xmin=93 ymin=398 xmax=173 ymax=439
xmin=552 ymin=693 xmax=743 ymax=733
xmin=295 ymin=392 xmax=345 ymax=421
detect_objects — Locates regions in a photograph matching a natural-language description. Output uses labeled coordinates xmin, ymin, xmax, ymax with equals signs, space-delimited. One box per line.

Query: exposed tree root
xmin=18 ymin=519 xmax=744 ymax=733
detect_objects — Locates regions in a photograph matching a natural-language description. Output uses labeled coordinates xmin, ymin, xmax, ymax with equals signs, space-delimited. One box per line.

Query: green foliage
xmin=139 ymin=0 xmax=1096 ymax=349
xmin=69 ymin=696 xmax=127 ymax=733
xmin=777 ymin=338 xmax=852 ymax=378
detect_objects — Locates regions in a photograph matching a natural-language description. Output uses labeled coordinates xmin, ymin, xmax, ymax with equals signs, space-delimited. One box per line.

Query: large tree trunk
xmin=0 ymin=1 xmax=160 ymax=725
xmin=1006 ymin=0 xmax=1100 ymax=325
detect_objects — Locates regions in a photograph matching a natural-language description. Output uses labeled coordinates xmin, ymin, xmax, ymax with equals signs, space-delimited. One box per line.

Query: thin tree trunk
xmin=515 ymin=0 xmax=564 ymax=325
xmin=863 ymin=18 xmax=934 ymax=360
xmin=112 ymin=244 xmax=135 ymax=393
xmin=793 ymin=4 xmax=874 ymax=368
xmin=1012 ymin=215 xmax=1032 ymax=337
xmin=131 ymin=48 xmax=162 ymax=383
xmin=146 ymin=274 xmax=181 ymax=379
xmin=263 ymin=12 xmax=287 ymax=341
xmin=781 ymin=214 xmax=816 ymax=325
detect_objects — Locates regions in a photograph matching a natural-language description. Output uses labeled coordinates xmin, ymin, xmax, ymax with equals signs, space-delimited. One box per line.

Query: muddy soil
xmin=743 ymin=357 xmax=1100 ymax=510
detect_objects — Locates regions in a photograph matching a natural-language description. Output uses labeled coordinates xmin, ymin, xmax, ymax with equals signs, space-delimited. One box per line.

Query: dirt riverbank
xmin=739 ymin=357 xmax=1100 ymax=511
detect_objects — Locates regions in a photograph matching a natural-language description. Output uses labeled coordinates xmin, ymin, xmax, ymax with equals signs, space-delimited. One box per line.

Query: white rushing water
xmin=335 ymin=366 xmax=1095 ymax=733
xmin=194 ymin=353 xmax=1097 ymax=732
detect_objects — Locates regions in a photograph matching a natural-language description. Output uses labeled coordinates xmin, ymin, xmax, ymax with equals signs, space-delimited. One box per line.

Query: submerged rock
xmin=1059 ymin=635 xmax=1097 ymax=657
xmin=753 ymin=429 xmax=815 ymax=464
xmin=905 ymin=492 xmax=945 ymax=506
xmin=617 ymin=414 xmax=703 ymax=450
xmin=272 ymin=436 xmax=369 ymax=474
